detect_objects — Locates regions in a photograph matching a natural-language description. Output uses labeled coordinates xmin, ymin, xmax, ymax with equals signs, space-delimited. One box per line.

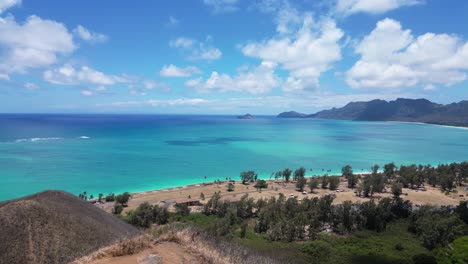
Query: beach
xmin=100 ymin=175 xmax=467 ymax=213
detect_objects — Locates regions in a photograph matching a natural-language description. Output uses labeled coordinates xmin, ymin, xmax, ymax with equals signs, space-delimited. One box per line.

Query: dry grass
xmin=150 ymin=224 xmax=280 ymax=264
xmin=0 ymin=190 xmax=141 ymax=264
xmin=72 ymin=235 xmax=152 ymax=264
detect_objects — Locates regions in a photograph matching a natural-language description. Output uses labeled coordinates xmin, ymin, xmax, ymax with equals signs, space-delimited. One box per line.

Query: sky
xmin=0 ymin=0 xmax=467 ymax=114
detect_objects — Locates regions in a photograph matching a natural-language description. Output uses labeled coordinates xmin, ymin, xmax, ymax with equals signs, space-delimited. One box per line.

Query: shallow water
xmin=0 ymin=114 xmax=467 ymax=201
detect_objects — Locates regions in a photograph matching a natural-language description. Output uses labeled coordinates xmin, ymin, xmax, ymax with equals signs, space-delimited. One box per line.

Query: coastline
xmin=99 ymin=173 xmax=466 ymax=214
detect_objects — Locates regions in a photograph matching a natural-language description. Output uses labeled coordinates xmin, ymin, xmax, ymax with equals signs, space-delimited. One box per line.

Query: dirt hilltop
xmin=0 ymin=190 xmax=141 ymax=264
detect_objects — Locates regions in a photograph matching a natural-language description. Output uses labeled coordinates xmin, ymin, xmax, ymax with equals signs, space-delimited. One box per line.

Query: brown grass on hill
xmin=150 ymin=224 xmax=281 ymax=264
xmin=0 ymin=190 xmax=141 ymax=264
xmin=72 ymin=235 xmax=152 ymax=263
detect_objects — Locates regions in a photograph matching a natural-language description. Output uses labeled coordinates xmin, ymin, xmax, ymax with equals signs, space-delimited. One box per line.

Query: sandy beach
xmin=100 ymin=175 xmax=467 ymax=213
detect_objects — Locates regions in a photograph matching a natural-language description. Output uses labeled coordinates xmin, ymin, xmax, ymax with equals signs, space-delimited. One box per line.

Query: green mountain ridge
xmin=277 ymin=98 xmax=468 ymax=127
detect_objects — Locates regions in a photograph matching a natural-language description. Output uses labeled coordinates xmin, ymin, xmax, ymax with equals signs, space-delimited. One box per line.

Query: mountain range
xmin=277 ymin=98 xmax=468 ymax=127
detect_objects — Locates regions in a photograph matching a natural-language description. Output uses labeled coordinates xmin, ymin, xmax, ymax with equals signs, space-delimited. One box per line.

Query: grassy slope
xmin=0 ymin=190 xmax=141 ymax=264
xmin=178 ymin=213 xmax=430 ymax=264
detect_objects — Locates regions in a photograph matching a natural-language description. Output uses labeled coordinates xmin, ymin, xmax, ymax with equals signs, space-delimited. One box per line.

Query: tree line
xmin=200 ymin=192 xmax=467 ymax=250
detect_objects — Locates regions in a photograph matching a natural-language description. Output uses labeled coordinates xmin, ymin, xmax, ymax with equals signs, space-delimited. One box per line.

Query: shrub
xmin=254 ymin=180 xmax=268 ymax=190
xmin=113 ymin=203 xmax=123 ymax=215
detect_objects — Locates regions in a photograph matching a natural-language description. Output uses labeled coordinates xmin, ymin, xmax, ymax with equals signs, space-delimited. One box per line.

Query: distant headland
xmin=277 ymin=98 xmax=468 ymax=127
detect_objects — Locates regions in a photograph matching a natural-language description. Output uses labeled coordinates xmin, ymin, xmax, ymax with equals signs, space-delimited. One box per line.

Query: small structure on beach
xmin=175 ymin=199 xmax=202 ymax=206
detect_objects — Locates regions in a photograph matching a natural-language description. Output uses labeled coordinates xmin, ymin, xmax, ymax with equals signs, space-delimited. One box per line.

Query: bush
xmin=175 ymin=204 xmax=191 ymax=216
xmin=254 ymin=180 xmax=268 ymax=190
xmin=301 ymin=240 xmax=333 ymax=263
xmin=328 ymin=176 xmax=340 ymax=190
xmin=126 ymin=203 xmax=169 ymax=228
xmin=105 ymin=193 xmax=116 ymax=202
xmin=115 ymin=192 xmax=131 ymax=206
xmin=113 ymin=203 xmax=123 ymax=215
xmin=227 ymin=182 xmax=235 ymax=192
xmin=127 ymin=202 xmax=154 ymax=228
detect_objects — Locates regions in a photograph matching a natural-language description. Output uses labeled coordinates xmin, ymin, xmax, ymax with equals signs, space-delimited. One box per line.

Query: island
xmin=277 ymin=98 xmax=468 ymax=127
xmin=237 ymin=113 xmax=255 ymax=119
xmin=276 ymin=111 xmax=307 ymax=118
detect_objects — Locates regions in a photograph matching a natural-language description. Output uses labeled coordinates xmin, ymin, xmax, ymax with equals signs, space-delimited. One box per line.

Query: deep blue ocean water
xmin=1 ymin=114 xmax=467 ymax=201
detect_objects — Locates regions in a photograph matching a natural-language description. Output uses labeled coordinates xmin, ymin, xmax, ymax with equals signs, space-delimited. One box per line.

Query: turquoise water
xmin=0 ymin=114 xmax=467 ymax=201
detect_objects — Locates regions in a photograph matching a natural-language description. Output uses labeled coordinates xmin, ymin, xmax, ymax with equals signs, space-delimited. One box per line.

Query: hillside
xmin=277 ymin=98 xmax=468 ymax=127
xmin=0 ymin=190 xmax=141 ymax=264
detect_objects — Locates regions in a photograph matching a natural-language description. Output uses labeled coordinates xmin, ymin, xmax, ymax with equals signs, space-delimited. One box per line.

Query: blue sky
xmin=0 ymin=0 xmax=467 ymax=114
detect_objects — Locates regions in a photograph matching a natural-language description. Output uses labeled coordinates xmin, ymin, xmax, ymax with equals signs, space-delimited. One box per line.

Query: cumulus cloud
xmin=0 ymin=15 xmax=76 ymax=73
xmin=73 ymin=25 xmax=108 ymax=43
xmin=159 ymin=64 xmax=201 ymax=77
xmin=106 ymin=98 xmax=209 ymax=107
xmin=346 ymin=18 xmax=468 ymax=89
xmin=203 ymin=0 xmax=238 ymax=13
xmin=170 ymin=36 xmax=222 ymax=60
xmin=335 ymin=0 xmax=423 ymax=16
xmin=127 ymin=80 xmax=170 ymax=96
xmin=242 ymin=14 xmax=343 ymax=91
xmin=99 ymin=91 xmax=418 ymax=114
xmin=185 ymin=61 xmax=280 ymax=94
xmin=0 ymin=0 xmax=21 ymax=14
xmin=43 ymin=64 xmax=130 ymax=86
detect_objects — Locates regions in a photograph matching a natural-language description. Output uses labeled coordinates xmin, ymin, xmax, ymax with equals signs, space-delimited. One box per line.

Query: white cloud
xmin=143 ymin=80 xmax=157 ymax=89
xmin=80 ymin=90 xmax=93 ymax=96
xmin=242 ymin=14 xmax=343 ymax=91
xmin=170 ymin=37 xmax=222 ymax=60
xmin=159 ymin=64 xmax=201 ymax=77
xmin=0 ymin=15 xmax=76 ymax=73
xmin=185 ymin=61 xmax=280 ymax=94
xmin=73 ymin=25 xmax=108 ymax=43
xmin=336 ymin=0 xmax=423 ymax=16
xmin=43 ymin=64 xmax=130 ymax=86
xmin=99 ymin=91 xmax=418 ymax=114
xmin=423 ymin=84 xmax=436 ymax=91
xmin=106 ymin=98 xmax=209 ymax=107
xmin=0 ymin=73 xmax=9 ymax=80
xmin=346 ymin=18 xmax=468 ymax=89
xmin=253 ymin=0 xmax=303 ymax=35
xmin=166 ymin=16 xmax=179 ymax=27
xmin=24 ymin=82 xmax=39 ymax=90
xmin=0 ymin=0 xmax=21 ymax=14
xmin=203 ymin=0 xmax=238 ymax=13
xmin=170 ymin=37 xmax=194 ymax=48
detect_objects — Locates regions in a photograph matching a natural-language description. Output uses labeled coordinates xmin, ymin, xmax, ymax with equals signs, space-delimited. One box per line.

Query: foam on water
xmin=15 ymin=137 xmax=63 ymax=142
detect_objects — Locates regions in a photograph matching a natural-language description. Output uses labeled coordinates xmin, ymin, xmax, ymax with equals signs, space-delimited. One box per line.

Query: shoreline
xmin=100 ymin=173 xmax=466 ymax=214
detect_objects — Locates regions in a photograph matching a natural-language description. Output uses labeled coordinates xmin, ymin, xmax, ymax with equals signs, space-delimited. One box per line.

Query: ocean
xmin=0 ymin=114 xmax=467 ymax=201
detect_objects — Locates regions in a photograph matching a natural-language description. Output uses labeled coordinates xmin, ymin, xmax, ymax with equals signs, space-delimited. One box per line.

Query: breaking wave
xmin=15 ymin=137 xmax=63 ymax=142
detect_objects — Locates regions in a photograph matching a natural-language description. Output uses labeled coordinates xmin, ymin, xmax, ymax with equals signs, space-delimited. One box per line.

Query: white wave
xmin=15 ymin=137 xmax=63 ymax=142
xmin=79 ymin=136 xmax=90 ymax=139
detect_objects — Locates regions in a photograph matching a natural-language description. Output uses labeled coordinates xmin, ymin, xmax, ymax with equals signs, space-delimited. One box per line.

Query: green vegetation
xmin=125 ymin=202 xmax=168 ymax=228
xmin=254 ymin=179 xmax=268 ymax=190
xmin=240 ymin=171 xmax=257 ymax=184
xmin=112 ymin=192 xmax=132 ymax=215
xmin=308 ymin=177 xmax=319 ymax=193
xmin=119 ymin=161 xmax=468 ymax=263
xmin=328 ymin=176 xmax=340 ymax=190
xmin=295 ymin=176 xmax=307 ymax=191
xmin=434 ymin=236 xmax=468 ymax=264
xmin=227 ymin=182 xmax=235 ymax=192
